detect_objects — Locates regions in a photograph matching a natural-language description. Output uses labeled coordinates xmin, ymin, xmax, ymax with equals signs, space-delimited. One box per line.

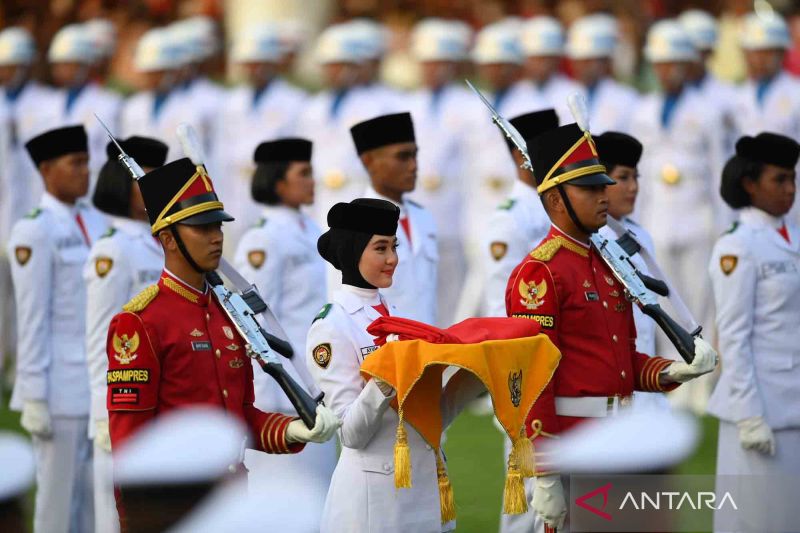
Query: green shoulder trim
xmin=498 ymin=198 xmax=516 ymax=210
xmin=312 ymin=303 xmax=332 ymax=324
xmin=24 ymin=208 xmax=42 ymax=219
xmin=255 ymin=217 xmax=267 ymax=228
xmin=123 ymin=285 xmax=159 ymax=313
xmin=723 ymin=221 xmax=740 ymax=235
xmin=100 ymin=227 xmax=118 ymax=239
xmin=406 ymin=199 xmax=422 ymax=208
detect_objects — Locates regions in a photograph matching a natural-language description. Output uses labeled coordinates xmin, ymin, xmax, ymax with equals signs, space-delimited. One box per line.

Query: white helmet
xmin=678 ymin=9 xmax=718 ymax=52
xmin=134 ymin=28 xmax=184 ymax=72
xmin=644 ymin=19 xmax=698 ymax=63
xmin=315 ymin=23 xmax=365 ymax=64
xmin=411 ymin=18 xmax=470 ymax=62
xmin=472 ymin=21 xmax=523 ymax=65
xmin=0 ymin=27 xmax=35 ymax=66
xmin=565 ymin=14 xmax=618 ymax=59
xmin=344 ymin=18 xmax=388 ymax=60
xmin=740 ymin=11 xmax=790 ymax=51
xmin=170 ymin=16 xmax=219 ymax=63
xmin=231 ymin=24 xmax=283 ymax=63
xmin=278 ymin=20 xmax=308 ymax=55
xmin=84 ymin=18 xmax=117 ymax=59
xmin=521 ymin=16 xmax=565 ymax=57
xmin=48 ymin=24 xmax=95 ymax=64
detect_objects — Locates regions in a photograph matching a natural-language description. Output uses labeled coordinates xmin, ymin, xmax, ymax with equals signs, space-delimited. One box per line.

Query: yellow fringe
xmin=436 ymin=450 xmax=456 ymax=523
xmin=512 ymin=426 xmax=536 ymax=477
xmin=394 ymin=417 xmax=412 ymax=489
xmin=503 ymin=453 xmax=528 ymax=515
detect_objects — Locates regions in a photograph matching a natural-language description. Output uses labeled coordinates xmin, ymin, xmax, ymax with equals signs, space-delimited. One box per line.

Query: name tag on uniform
xmin=192 ymin=341 xmax=212 ymax=351
xmin=761 ymin=261 xmax=798 ymax=278
xmin=585 ymin=291 xmax=600 ymax=302
xmin=56 ymin=236 xmax=84 ymax=249
xmin=360 ymin=345 xmax=379 ymax=357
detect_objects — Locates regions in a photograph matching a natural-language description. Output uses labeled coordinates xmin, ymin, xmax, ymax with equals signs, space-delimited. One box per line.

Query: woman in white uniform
xmin=708 ymin=132 xmax=800 ymax=532
xmin=308 ymin=198 xmax=482 ymax=533
xmin=233 ymin=138 xmax=336 ymax=528
xmin=84 ymin=136 xmax=168 ymax=533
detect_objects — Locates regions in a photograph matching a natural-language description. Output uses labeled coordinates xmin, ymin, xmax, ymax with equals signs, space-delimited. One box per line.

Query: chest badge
xmin=313 ymin=343 xmax=332 ymax=369
xmin=615 ymin=302 xmax=626 ymax=312
xmin=508 ymin=369 xmax=522 ymax=408
xmin=223 ymin=326 xmax=235 ymax=340
xmin=226 ymin=343 xmax=240 ymax=351
xmin=112 ymin=332 xmax=140 ymax=365
xmin=229 ymin=357 xmax=245 ymax=369
xmin=583 ymin=279 xmax=592 ymax=288
xmin=604 ymin=275 xmax=615 ymax=286
xmin=189 ymin=328 xmax=204 ymax=337
xmin=519 ymin=278 xmax=547 ymax=310
xmin=609 ymin=289 xmax=620 ymax=298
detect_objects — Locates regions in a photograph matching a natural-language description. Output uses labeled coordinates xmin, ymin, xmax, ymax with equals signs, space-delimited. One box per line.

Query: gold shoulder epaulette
xmin=530 ymin=235 xmax=589 ymax=261
xmin=123 ymin=285 xmax=159 ymax=313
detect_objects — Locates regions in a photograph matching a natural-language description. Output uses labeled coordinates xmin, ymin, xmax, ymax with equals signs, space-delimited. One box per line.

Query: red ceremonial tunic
xmin=505 ymin=226 xmax=677 ymax=469
xmin=106 ymin=269 xmax=302 ymax=454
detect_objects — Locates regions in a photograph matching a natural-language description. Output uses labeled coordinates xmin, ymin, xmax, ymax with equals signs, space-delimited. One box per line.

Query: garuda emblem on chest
xmin=519 ymin=278 xmax=547 ymax=310
xmin=112 ymin=332 xmax=140 ymax=365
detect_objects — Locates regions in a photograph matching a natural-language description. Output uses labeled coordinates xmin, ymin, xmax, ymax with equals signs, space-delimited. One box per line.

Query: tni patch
xmin=111 ymin=387 xmax=139 ymax=405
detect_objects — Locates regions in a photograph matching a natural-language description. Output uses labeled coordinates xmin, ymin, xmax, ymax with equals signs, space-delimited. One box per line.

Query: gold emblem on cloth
xmin=112 ymin=332 xmax=140 ymax=365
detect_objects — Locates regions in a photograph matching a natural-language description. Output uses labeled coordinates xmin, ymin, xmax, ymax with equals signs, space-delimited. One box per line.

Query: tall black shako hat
xmin=318 ymin=198 xmax=399 ymax=289
xmin=594 ymin=131 xmax=644 ymax=169
xmin=106 ymin=136 xmax=169 ymax=168
xmin=505 ymin=109 xmax=559 ymax=153
xmin=735 ymin=133 xmax=800 ymax=168
xmin=350 ymin=112 xmax=415 ymax=155
xmin=138 ymin=158 xmax=233 ymax=235
xmin=527 ymin=123 xmax=614 ymax=195
xmin=254 ymin=138 xmax=312 ymax=163
xmin=25 ymin=125 xmax=88 ymax=166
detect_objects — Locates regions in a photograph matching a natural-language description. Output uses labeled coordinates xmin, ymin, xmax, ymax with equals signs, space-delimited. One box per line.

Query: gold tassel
xmin=394 ymin=414 xmax=412 ymax=489
xmin=503 ymin=451 xmax=528 ymax=514
xmin=512 ymin=426 xmax=536 ymax=478
xmin=436 ymin=450 xmax=456 ymax=523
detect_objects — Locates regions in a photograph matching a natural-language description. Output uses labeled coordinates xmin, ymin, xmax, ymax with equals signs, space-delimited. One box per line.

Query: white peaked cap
xmin=541 ymin=407 xmax=700 ymax=474
xmin=521 ymin=16 xmax=565 ymax=56
xmin=0 ymin=432 xmax=35 ymax=502
xmin=678 ymin=9 xmax=718 ymax=51
xmin=316 ymin=23 xmax=365 ymax=64
xmin=84 ymin=18 xmax=117 ymax=59
xmin=0 ymin=27 xmax=36 ymax=66
xmin=169 ymin=16 xmax=219 ymax=63
xmin=48 ymin=24 xmax=96 ymax=64
xmin=411 ymin=18 xmax=471 ymax=61
xmin=231 ymin=24 xmax=284 ymax=63
xmin=134 ymin=27 xmax=185 ymax=72
xmin=740 ymin=11 xmax=790 ymax=50
xmin=566 ymin=14 xmax=618 ymax=59
xmin=644 ymin=19 xmax=699 ymax=63
xmin=344 ymin=18 xmax=389 ymax=59
xmin=472 ymin=20 xmax=523 ymax=65
xmin=114 ymin=407 xmax=248 ymax=487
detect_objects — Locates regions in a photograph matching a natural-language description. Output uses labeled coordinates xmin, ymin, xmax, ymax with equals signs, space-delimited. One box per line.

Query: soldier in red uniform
xmin=504 ymin=123 xmax=718 ymax=531
xmin=105 ymin=158 xmax=340 ymax=456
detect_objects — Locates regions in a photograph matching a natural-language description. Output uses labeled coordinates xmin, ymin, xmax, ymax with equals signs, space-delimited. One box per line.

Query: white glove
xmin=532 ymin=474 xmax=567 ymax=530
xmin=737 ymin=416 xmax=775 ymax=456
xmin=374 ymin=378 xmax=395 ymax=397
xmin=285 ymin=405 xmax=342 ymax=444
xmin=665 ymin=337 xmax=718 ymax=383
xmin=20 ymin=400 xmax=52 ymax=439
xmin=95 ymin=420 xmax=112 ymax=453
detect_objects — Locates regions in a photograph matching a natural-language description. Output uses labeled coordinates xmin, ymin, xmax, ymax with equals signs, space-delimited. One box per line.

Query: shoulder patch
xmin=530 ymin=235 xmax=589 ymax=261
xmin=123 ymin=284 xmax=159 ymax=313
xmin=312 ymin=343 xmax=332 ymax=369
xmin=95 ymin=257 xmax=114 ymax=278
xmin=247 ymin=250 xmax=266 ymax=269
xmin=498 ymin=198 xmax=516 ymax=210
xmin=99 ymin=227 xmax=117 ymax=239
xmin=312 ymin=303 xmax=332 ymax=324
xmin=723 ymin=221 xmax=740 ymax=235
xmin=24 ymin=207 xmax=42 ymax=219
xmin=490 ymin=241 xmax=508 ymax=261
xmin=719 ymin=255 xmax=738 ymax=276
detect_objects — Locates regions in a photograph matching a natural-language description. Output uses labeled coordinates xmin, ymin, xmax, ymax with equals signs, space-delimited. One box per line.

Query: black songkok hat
xmin=25 ymin=125 xmax=88 ymax=166
xmin=594 ymin=131 xmax=644 ymax=169
xmin=350 ymin=112 xmax=416 ymax=155
xmin=106 ymin=136 xmax=169 ymax=169
xmin=735 ymin=132 xmax=800 ymax=169
xmin=138 ymin=158 xmax=233 ymax=234
xmin=254 ymin=138 xmax=313 ymax=163
xmin=527 ymin=123 xmax=615 ymax=195
xmin=505 ymin=109 xmax=559 ymax=152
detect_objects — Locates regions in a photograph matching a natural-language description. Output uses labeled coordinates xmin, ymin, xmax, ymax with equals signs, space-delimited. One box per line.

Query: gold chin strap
xmin=151 ymin=165 xmax=224 ymax=233
xmin=536 ymin=132 xmax=607 ymax=195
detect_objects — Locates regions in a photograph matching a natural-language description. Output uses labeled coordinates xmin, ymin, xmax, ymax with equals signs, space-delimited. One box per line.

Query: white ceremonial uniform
xmin=693 ymin=73 xmax=739 ymax=156
xmin=734 ymin=71 xmax=800 ymax=141
xmin=483 ymin=180 xmax=550 ymax=317
xmin=585 ymin=78 xmax=640 ymax=134
xmin=55 ymin=83 xmax=122 ymax=186
xmin=0 ymin=99 xmax=13 ymax=381
xmin=707 ymin=208 xmax=800 ymax=532
xmin=234 ymin=205 xmax=337 ymax=529
xmin=363 ymin=185 xmax=438 ymax=324
xmin=407 ymin=83 xmax=472 ymax=326
xmin=212 ymin=79 xmax=306 ymax=249
xmin=299 ymin=86 xmax=403 ymax=227
xmin=7 ymin=191 xmax=107 ymax=533
xmin=533 ymin=74 xmax=586 ymax=124
xmin=307 ymin=285 xmax=475 ymax=533
xmin=83 ymin=217 xmax=162 ymax=533
xmin=632 ymin=87 xmax=725 ymax=413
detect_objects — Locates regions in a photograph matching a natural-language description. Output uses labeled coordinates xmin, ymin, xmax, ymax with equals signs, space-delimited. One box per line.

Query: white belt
xmin=555 ymin=396 xmax=632 ymax=418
